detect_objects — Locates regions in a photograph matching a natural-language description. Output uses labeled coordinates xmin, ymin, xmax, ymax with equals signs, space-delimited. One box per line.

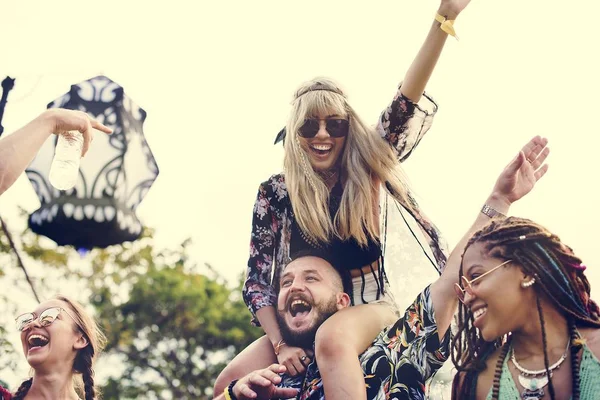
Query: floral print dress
xmin=243 ymin=84 xmax=449 ymax=326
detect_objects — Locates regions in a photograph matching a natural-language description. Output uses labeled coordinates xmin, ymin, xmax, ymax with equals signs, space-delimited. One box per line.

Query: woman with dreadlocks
xmin=451 ymin=217 xmax=600 ymax=400
xmin=0 ymin=295 xmax=106 ymax=400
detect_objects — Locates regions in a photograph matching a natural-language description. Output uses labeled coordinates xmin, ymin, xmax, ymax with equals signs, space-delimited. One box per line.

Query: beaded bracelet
xmin=224 ymin=379 xmax=238 ymax=400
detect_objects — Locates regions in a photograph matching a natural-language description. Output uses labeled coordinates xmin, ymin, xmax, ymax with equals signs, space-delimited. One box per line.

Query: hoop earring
xmin=521 ymin=278 xmax=536 ymax=288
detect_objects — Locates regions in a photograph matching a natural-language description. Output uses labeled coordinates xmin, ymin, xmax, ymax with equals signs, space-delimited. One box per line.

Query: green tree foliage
xmin=90 ymin=242 xmax=262 ymax=399
xmin=0 ymin=213 xmax=262 ymax=399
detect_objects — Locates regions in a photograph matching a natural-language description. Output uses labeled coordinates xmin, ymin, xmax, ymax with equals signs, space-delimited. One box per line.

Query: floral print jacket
xmin=243 ymin=84 xmax=449 ymax=326
xmin=279 ymin=285 xmax=449 ymax=399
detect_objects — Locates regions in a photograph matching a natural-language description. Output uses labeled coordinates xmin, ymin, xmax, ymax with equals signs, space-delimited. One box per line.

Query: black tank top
xmin=289 ymin=180 xmax=381 ymax=271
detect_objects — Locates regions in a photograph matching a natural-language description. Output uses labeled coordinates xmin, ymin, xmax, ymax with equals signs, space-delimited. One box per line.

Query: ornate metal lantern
xmin=26 ymin=75 xmax=159 ymax=249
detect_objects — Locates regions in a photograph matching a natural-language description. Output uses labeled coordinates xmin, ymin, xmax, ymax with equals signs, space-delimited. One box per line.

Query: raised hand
xmin=492 ymin=136 xmax=550 ymax=205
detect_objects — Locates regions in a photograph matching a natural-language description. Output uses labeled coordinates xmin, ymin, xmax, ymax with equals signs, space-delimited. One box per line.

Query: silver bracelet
xmin=481 ymin=204 xmax=506 ymax=219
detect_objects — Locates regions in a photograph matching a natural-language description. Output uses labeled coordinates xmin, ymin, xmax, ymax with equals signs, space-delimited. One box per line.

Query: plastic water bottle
xmin=49 ymin=131 xmax=83 ymax=190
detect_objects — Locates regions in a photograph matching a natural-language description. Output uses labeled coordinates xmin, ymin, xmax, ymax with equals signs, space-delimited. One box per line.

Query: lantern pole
xmin=0 ymin=76 xmax=16 ymax=137
xmin=0 ymin=215 xmax=41 ymax=303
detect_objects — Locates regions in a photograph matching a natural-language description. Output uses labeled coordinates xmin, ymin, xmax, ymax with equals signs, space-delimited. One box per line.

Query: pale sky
xmin=1 ymin=0 xmax=599 ymax=393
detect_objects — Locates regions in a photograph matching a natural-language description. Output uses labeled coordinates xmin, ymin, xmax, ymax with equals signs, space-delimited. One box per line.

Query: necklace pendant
xmin=517 ymin=374 xmax=549 ymax=392
xmin=521 ymin=387 xmax=544 ymax=400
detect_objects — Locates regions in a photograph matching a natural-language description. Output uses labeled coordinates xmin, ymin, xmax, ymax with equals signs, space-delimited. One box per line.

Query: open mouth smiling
xmin=289 ymin=299 xmax=312 ymax=317
xmin=309 ymin=143 xmax=333 ymax=157
xmin=471 ymin=305 xmax=488 ymax=328
xmin=27 ymin=333 xmax=50 ymax=352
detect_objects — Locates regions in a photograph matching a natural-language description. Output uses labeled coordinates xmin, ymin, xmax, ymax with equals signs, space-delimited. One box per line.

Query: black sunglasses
xmin=298 ymin=118 xmax=350 ymax=139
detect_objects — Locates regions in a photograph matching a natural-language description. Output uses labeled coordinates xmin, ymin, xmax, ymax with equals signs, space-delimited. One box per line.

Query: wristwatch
xmin=481 ymin=204 xmax=506 ymax=219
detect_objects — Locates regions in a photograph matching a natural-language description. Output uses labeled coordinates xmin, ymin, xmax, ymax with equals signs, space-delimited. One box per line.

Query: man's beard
xmin=276 ymin=296 xmax=339 ymax=349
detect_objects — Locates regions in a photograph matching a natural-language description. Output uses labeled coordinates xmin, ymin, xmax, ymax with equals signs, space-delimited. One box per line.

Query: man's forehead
xmin=283 ymin=256 xmax=335 ymax=276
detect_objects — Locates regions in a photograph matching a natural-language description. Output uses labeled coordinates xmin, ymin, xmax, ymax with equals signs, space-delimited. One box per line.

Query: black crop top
xmin=289 ymin=180 xmax=382 ymax=271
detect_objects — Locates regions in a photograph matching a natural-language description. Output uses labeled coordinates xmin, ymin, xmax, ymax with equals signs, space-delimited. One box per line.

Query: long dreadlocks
xmin=451 ymin=216 xmax=600 ymax=400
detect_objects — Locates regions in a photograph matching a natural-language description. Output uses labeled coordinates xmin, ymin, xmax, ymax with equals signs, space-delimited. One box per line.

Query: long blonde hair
xmin=283 ymin=77 xmax=411 ymax=246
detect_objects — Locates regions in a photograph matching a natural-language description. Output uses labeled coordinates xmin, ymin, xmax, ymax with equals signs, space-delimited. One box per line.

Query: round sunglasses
xmin=298 ymin=118 xmax=350 ymax=139
xmin=454 ymin=260 xmax=512 ymax=304
xmin=15 ymin=306 xmax=79 ymax=332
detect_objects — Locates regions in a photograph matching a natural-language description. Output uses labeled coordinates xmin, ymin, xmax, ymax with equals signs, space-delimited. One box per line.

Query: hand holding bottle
xmin=42 ymin=109 xmax=112 ymax=190
xmin=41 ymin=108 xmax=112 ymax=157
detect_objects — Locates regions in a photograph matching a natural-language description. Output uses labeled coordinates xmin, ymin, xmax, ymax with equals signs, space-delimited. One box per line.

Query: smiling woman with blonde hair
xmin=0 ymin=295 xmax=106 ymax=400
xmin=282 ymin=77 xmax=413 ymax=250
xmin=212 ymin=0 xmax=525 ymax=398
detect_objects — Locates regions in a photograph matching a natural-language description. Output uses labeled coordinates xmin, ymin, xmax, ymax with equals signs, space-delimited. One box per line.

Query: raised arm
xmin=377 ymin=0 xmax=474 ymax=162
xmin=0 ymin=109 xmax=111 ymax=196
xmin=377 ymin=137 xmax=550 ymax=385
xmin=431 ymin=136 xmax=550 ymax=340
xmin=401 ymin=0 xmax=472 ymax=102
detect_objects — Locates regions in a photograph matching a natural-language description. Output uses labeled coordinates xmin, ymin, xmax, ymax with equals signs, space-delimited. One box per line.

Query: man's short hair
xmin=278 ymin=249 xmax=353 ymax=297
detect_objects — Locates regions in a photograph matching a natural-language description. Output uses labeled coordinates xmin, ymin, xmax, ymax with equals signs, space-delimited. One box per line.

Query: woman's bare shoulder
xmin=578 ymin=326 xmax=600 ymax=357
